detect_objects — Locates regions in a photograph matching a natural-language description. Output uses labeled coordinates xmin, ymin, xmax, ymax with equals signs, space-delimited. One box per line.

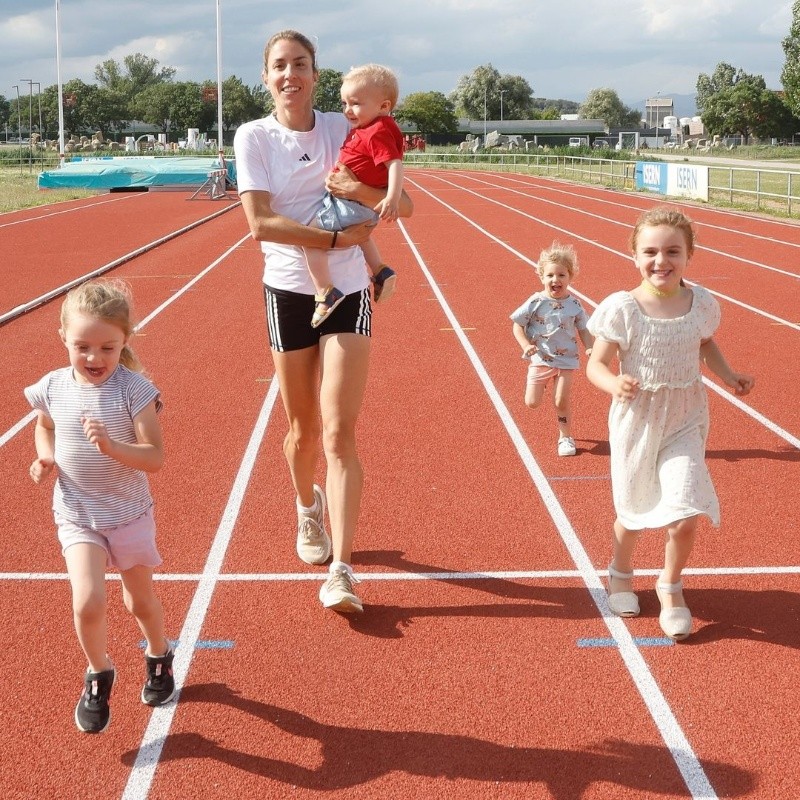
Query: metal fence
xmin=403 ymin=152 xmax=800 ymax=217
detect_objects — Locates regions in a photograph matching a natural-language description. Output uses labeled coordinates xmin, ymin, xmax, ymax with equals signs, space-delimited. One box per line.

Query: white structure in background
xmin=187 ymin=128 xmax=200 ymax=149
xmin=645 ymin=96 xmax=674 ymax=128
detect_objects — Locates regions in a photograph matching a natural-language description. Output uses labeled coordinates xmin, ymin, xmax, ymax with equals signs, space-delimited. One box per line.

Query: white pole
xmin=55 ymin=0 xmax=65 ymax=161
xmin=216 ymin=0 xmax=224 ymax=157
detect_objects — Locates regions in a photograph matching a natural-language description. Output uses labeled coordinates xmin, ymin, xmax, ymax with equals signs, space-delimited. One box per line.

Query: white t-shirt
xmin=234 ymin=110 xmax=370 ymax=295
xmin=25 ymin=365 xmax=161 ymax=530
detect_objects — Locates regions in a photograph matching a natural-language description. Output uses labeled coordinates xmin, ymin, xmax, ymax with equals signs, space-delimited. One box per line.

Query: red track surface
xmin=1 ymin=174 xmax=798 ymax=800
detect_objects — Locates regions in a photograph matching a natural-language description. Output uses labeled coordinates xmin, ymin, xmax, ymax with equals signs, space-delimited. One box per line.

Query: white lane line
xmin=121 ymin=376 xmax=280 ymax=800
xmin=3 ymin=566 xmax=799 ymax=583
xmin=397 ymin=217 xmax=719 ymax=799
xmin=0 ymin=202 xmax=241 ymax=326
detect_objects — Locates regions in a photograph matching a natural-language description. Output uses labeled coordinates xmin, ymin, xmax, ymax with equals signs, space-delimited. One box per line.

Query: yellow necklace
xmin=640 ymin=279 xmax=681 ymax=298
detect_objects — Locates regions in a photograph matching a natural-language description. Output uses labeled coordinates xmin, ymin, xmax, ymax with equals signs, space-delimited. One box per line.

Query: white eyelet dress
xmin=588 ymin=287 xmax=722 ymax=530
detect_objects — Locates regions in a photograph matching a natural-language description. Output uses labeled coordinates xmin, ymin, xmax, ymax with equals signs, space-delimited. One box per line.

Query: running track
xmin=1 ymin=173 xmax=798 ymax=800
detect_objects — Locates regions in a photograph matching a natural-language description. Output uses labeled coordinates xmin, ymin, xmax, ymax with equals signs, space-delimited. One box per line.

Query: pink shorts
xmin=55 ymin=507 xmax=162 ymax=571
xmin=527 ymin=364 xmax=564 ymax=386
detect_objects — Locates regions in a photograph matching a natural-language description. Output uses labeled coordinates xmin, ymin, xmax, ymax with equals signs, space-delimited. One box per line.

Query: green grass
xmin=0 ymin=166 xmax=95 ymax=213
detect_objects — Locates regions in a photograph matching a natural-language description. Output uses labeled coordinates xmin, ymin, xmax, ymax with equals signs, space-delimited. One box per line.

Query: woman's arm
xmin=700 ymin=338 xmax=755 ymax=395
xmin=239 ymin=190 xmax=376 ymax=250
xmin=326 ymin=162 xmax=414 ymax=218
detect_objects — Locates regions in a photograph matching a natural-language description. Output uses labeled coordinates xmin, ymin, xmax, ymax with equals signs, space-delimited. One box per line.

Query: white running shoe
xmin=319 ymin=565 xmax=363 ymax=613
xmin=296 ymin=485 xmax=332 ymax=565
xmin=557 ymin=436 xmax=577 ymax=456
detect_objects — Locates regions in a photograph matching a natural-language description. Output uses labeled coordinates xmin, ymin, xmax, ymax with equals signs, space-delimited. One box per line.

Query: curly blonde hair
xmin=537 ymin=241 xmax=579 ymax=278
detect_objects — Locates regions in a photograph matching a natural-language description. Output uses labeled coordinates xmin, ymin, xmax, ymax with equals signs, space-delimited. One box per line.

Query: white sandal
xmin=655 ymin=579 xmax=692 ymax=640
xmin=607 ymin=564 xmax=640 ymax=617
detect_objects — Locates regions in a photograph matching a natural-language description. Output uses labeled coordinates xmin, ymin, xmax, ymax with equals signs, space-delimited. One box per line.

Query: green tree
xmin=58 ymin=79 xmax=97 ymax=138
xmin=95 ymin=53 xmax=176 ymax=95
xmin=251 ymin=82 xmax=272 ymax=117
xmin=696 ymin=63 xmax=740 ymax=112
xmin=537 ymin=106 xmax=563 ymax=121
xmin=578 ymin=88 xmax=639 ymax=128
xmin=395 ymin=91 xmax=458 ymax=135
xmin=87 ymin=88 xmax=129 ymax=138
xmin=495 ymin=75 xmax=536 ymax=120
xmin=130 ymin=82 xmax=204 ymax=138
xmin=451 ymin=64 xmax=500 ymax=119
xmin=703 ymin=78 xmax=799 ymax=142
xmin=0 ymin=95 xmax=9 ymax=135
xmin=314 ymin=68 xmax=344 ymax=112
xmin=781 ymin=0 xmax=800 ymax=117
xmin=450 ymin=65 xmax=536 ymax=120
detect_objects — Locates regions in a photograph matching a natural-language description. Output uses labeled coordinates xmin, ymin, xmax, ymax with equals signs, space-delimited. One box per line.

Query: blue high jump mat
xmin=38 ymin=156 xmax=237 ymax=190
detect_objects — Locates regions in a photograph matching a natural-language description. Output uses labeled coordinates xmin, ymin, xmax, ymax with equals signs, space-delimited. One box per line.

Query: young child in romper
xmin=305 ymin=63 xmax=403 ymax=327
xmin=586 ymin=206 xmax=754 ymax=640
xmin=25 ymin=279 xmax=175 ymax=732
xmin=510 ymin=242 xmax=594 ymax=456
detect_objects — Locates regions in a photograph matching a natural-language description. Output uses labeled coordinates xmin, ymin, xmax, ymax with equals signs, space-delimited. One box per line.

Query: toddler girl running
xmin=511 ymin=242 xmax=594 ymax=456
xmin=25 ymin=279 xmax=174 ymax=732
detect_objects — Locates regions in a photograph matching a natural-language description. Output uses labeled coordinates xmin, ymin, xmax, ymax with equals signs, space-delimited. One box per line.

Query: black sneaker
xmin=141 ymin=648 xmax=176 ymax=706
xmin=75 ymin=667 xmax=115 ymax=733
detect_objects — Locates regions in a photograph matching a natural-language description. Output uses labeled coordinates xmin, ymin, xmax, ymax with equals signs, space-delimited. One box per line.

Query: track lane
xmin=0 ymin=191 xmax=241 ymax=317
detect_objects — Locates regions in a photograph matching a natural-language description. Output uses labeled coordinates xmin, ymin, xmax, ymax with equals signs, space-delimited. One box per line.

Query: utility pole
xmin=20 ymin=79 xmax=34 ymax=169
xmin=12 ymin=84 xmax=21 ymax=141
xmin=500 ymin=89 xmax=507 ymax=122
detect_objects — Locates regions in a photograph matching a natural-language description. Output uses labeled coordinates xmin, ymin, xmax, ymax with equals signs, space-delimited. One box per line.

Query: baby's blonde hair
xmin=343 ymin=63 xmax=399 ymax=108
xmin=60 ymin=278 xmax=142 ymax=372
xmin=537 ymin=241 xmax=579 ymax=278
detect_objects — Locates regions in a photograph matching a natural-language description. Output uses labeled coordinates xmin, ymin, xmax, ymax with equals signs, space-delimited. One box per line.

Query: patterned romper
xmin=588 ymin=286 xmax=721 ymax=530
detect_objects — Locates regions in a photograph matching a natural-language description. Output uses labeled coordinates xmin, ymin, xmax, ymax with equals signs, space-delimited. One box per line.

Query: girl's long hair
xmin=60 ymin=279 xmax=143 ymax=372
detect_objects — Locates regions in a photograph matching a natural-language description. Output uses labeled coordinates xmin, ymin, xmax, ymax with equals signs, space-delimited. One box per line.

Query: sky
xmin=0 ymin=0 xmax=795 ymax=113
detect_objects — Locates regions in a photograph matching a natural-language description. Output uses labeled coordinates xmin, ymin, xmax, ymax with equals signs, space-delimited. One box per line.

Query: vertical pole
xmin=55 ymin=0 xmax=66 ymax=162
xmin=483 ymin=86 xmax=487 ymax=138
xmin=216 ymin=0 xmax=224 ymax=158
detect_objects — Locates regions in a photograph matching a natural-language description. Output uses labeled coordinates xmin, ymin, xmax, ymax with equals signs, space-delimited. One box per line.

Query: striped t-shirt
xmin=24 ymin=365 xmax=161 ymax=530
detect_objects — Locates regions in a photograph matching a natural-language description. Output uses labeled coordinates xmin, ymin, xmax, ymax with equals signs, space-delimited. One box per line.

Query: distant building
xmin=645 ymin=97 xmax=674 ymax=129
xmin=400 ymin=118 xmax=608 ymax=147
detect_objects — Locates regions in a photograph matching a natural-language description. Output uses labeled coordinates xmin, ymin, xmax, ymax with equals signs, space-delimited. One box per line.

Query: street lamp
xmin=33 ymin=82 xmax=42 ymax=138
xmin=483 ymin=85 xmax=487 ymax=138
xmin=13 ymin=84 xmax=21 ymax=141
xmin=499 ymin=89 xmax=507 ymax=122
xmin=20 ymin=79 xmax=34 ymax=139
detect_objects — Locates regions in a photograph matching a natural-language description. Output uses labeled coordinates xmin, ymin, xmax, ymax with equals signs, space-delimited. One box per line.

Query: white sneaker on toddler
xmin=557 ymin=436 xmax=576 ymax=456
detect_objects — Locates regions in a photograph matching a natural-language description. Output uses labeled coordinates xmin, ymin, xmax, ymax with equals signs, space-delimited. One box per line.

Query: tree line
xmin=2 ymin=3 xmax=799 ymax=146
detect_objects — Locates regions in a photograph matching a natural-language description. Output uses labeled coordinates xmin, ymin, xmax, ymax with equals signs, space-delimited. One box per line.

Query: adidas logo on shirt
xmin=298 ymin=153 xmax=311 ymax=162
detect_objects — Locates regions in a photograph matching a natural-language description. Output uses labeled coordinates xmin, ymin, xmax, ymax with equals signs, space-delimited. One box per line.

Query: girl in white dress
xmin=586 ymin=207 xmax=754 ymax=640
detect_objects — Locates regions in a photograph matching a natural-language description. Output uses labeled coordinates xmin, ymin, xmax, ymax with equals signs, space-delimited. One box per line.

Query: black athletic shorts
xmin=263 ymin=284 xmax=372 ymax=352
